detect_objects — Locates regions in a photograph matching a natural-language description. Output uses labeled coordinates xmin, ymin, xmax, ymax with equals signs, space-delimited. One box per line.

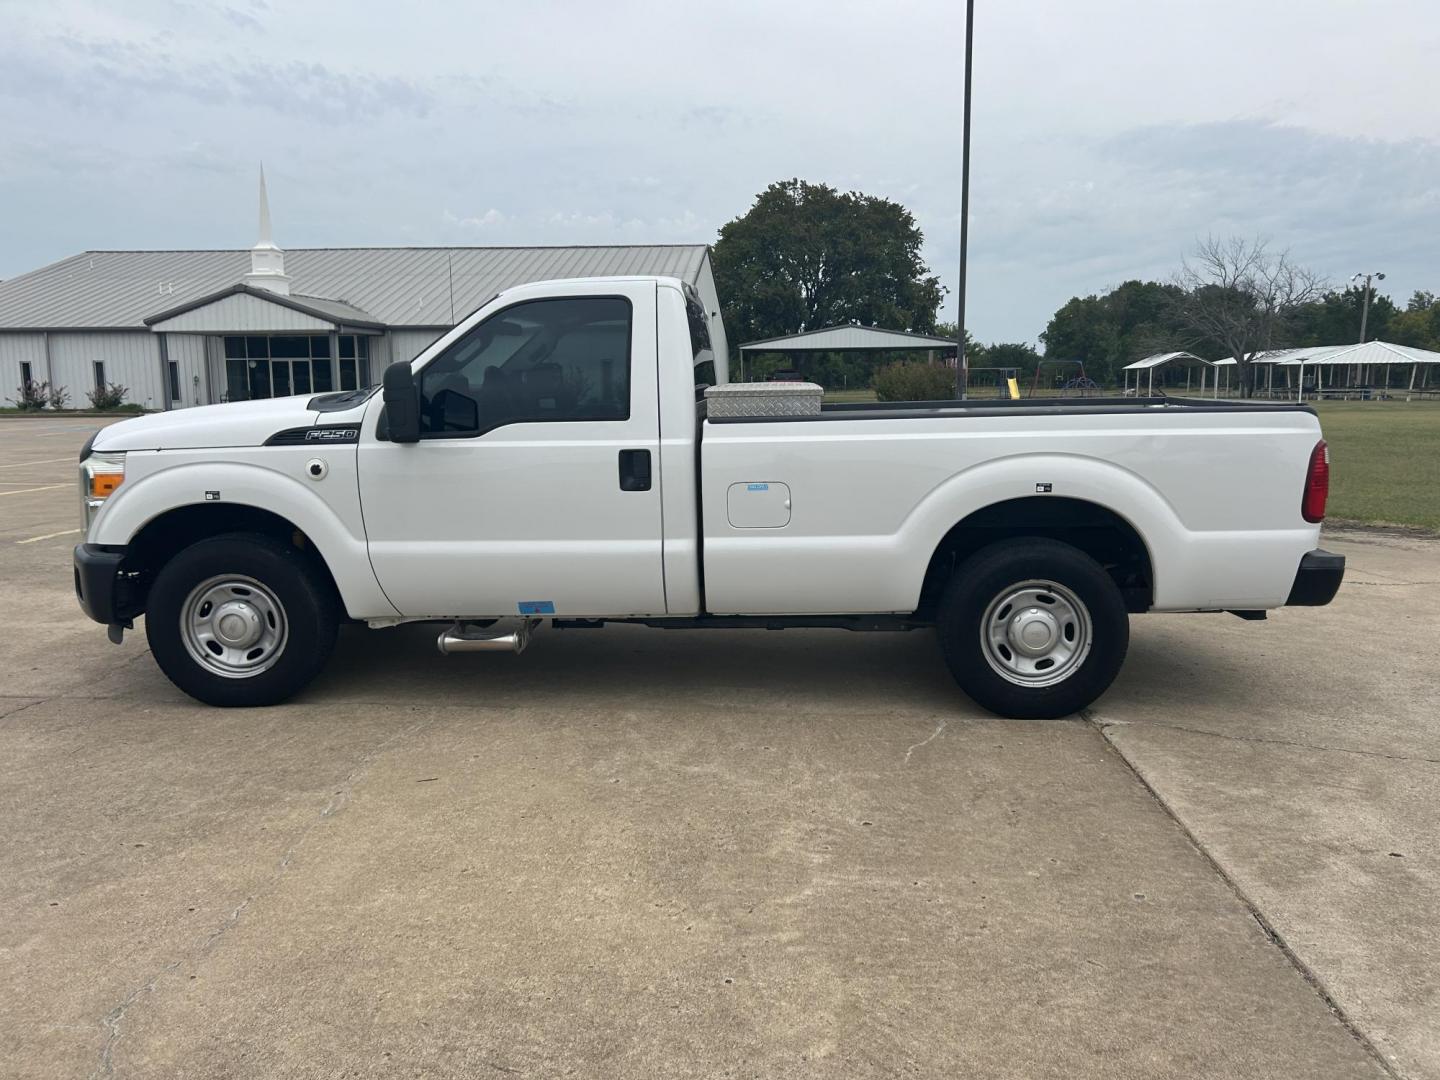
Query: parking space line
xmin=0 ymin=458 xmax=73 ymax=469
xmin=0 ymin=484 xmax=70 ymax=497
xmin=0 ymin=425 xmax=94 ymax=434
xmin=15 ymin=529 xmax=81 ymax=545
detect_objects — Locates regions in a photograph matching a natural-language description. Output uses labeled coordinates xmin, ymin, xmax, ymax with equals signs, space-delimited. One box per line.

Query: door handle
xmin=618 ymin=449 xmax=652 ymax=491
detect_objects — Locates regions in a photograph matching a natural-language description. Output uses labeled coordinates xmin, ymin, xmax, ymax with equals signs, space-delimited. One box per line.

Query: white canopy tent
xmin=1121 ymin=351 xmax=1216 ymax=396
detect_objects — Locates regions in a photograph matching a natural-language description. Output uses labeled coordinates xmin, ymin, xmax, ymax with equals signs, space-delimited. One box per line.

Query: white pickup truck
xmin=73 ymin=275 xmax=1343 ymax=718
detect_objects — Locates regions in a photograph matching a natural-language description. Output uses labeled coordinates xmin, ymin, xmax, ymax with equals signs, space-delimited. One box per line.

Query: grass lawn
xmin=822 ymin=388 xmax=879 ymax=403
xmin=1313 ymin=400 xmax=1440 ymax=531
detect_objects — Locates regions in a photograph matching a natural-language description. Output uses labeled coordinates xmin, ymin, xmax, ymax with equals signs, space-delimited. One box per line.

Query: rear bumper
xmin=73 ymin=543 xmax=130 ymax=625
xmin=1285 ymin=549 xmax=1345 ymax=607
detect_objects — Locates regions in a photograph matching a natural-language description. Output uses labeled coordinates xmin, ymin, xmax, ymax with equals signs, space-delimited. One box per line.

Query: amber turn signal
xmin=89 ymin=473 xmax=124 ymax=498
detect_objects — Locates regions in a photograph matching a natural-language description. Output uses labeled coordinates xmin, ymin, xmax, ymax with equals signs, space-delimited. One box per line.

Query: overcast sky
xmin=2 ymin=0 xmax=1437 ymax=343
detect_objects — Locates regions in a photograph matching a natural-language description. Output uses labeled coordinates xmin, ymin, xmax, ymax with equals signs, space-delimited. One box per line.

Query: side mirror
xmin=382 ymin=361 xmax=421 ymax=444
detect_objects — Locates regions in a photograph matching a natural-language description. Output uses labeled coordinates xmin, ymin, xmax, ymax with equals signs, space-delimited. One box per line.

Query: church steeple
xmin=243 ymin=165 xmax=291 ymax=295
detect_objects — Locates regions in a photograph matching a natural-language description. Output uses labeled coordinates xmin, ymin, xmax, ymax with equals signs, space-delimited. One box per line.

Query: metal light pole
xmin=1351 ymin=270 xmax=1385 ymax=343
xmin=954 ymin=0 xmax=975 ymax=399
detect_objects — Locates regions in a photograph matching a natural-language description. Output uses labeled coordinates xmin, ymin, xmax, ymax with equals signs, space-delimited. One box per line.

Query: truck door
xmin=357 ymin=281 xmax=665 ymax=618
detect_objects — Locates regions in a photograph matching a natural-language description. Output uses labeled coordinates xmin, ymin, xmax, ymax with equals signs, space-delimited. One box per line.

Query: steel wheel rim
xmin=979 ymin=579 xmax=1092 ymax=688
xmin=179 ymin=574 xmax=289 ymax=679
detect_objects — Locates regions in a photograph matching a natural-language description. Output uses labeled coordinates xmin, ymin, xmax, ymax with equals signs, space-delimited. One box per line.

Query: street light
xmin=1350 ymin=271 xmax=1386 ymax=343
xmin=954 ymin=0 xmax=975 ymax=399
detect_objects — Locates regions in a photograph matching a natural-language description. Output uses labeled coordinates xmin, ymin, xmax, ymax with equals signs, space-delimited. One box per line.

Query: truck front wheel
xmin=936 ymin=538 xmax=1128 ymax=719
xmin=145 ymin=532 xmax=338 ymax=707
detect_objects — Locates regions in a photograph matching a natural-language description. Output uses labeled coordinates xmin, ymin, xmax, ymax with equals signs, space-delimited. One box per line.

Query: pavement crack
xmin=1083 ymin=708 xmax=1406 ymax=1080
xmin=1099 ymin=717 xmax=1440 ymax=766
xmin=903 ymin=719 xmax=947 ymax=764
xmin=86 ymin=714 xmax=436 ymax=1077
xmin=0 ymin=697 xmax=48 ymax=724
xmin=120 ymin=647 xmax=153 ymax=668
xmin=88 ymin=963 xmax=183 ymax=1080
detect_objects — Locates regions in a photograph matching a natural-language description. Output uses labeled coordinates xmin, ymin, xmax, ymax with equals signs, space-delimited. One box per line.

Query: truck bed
xmin=696 ymin=393 xmax=1324 ymax=617
xmin=705 ymin=394 xmax=1315 ymax=424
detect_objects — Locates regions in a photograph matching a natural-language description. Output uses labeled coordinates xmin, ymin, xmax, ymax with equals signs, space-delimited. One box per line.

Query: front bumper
xmin=1285 ymin=549 xmax=1345 ymax=606
xmin=73 ymin=543 xmax=133 ymax=626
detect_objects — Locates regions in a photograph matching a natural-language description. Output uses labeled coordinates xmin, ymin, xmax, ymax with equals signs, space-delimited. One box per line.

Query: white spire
xmin=244 ymin=163 xmax=291 ymax=295
xmin=257 ymin=163 xmax=274 ymax=247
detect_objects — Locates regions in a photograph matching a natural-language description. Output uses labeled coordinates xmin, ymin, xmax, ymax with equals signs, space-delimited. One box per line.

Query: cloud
xmin=218 ymin=3 xmax=266 ymax=31
xmin=0 ymin=26 xmax=433 ymax=122
xmin=2 ymin=0 xmax=1437 ymax=344
xmin=443 ymin=208 xmax=507 ymax=230
xmin=910 ymin=119 xmax=1440 ymax=342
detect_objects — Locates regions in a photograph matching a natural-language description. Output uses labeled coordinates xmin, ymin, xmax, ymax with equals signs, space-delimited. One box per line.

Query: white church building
xmin=0 ymin=176 xmax=727 ymax=410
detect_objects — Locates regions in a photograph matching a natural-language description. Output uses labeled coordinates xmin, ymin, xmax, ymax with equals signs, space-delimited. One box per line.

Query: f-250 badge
xmin=263 ymin=426 xmax=360 ymax=446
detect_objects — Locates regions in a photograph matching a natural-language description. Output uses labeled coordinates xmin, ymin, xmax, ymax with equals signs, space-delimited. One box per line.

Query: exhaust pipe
xmin=436 ymin=619 xmax=539 ymax=656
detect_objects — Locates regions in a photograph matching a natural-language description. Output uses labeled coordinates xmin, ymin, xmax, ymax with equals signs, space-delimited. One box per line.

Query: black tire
xmin=936 ymin=537 xmax=1128 ymax=719
xmin=145 ymin=532 xmax=338 ymax=707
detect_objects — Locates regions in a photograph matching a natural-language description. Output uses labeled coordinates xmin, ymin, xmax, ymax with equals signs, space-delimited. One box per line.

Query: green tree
xmin=932 ymin=321 xmax=982 ymax=366
xmin=1389 ymin=292 xmax=1440 ymax=350
xmin=713 ymin=179 xmax=944 ymax=356
xmin=1170 ymin=237 xmax=1324 ymax=397
xmin=982 ymin=342 xmax=1043 ymax=380
xmin=1039 ymin=280 xmax=1187 ymax=386
xmin=1287 ymin=286 xmax=1397 ymax=346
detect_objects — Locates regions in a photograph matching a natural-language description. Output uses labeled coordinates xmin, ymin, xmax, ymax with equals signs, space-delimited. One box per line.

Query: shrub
xmin=873 ymin=362 xmax=956 ymax=402
xmin=87 ymin=383 xmax=129 ymax=410
xmin=47 ymin=383 xmax=70 ymax=409
xmin=9 ymin=380 xmax=51 ymax=410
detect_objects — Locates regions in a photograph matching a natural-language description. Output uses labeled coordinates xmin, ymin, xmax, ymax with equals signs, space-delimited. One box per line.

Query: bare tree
xmin=1172 ymin=237 xmax=1325 ymax=397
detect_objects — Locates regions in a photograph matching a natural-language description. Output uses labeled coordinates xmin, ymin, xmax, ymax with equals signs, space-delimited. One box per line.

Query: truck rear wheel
xmin=145 ymin=532 xmax=338 ymax=707
xmin=936 ymin=538 xmax=1128 ymax=719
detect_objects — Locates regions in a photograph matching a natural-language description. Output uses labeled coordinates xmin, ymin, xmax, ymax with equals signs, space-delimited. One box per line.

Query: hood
xmin=95 ymin=395 xmax=331 ymax=452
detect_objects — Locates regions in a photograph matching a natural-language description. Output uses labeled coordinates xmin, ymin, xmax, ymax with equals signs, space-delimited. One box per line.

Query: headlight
xmin=79 ymin=451 xmax=126 ymax=533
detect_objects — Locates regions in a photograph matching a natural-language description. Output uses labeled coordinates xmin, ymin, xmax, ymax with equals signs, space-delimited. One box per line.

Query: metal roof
xmin=1122 ymin=350 xmax=1210 ymax=371
xmin=274 ymin=293 xmax=382 ymax=326
xmin=1212 ymin=347 xmax=1328 ymax=366
xmin=144 ymin=284 xmax=384 ymax=331
xmin=1209 ymin=343 xmax=1440 ymax=366
xmin=0 ymin=245 xmax=709 ymax=331
xmin=739 ymin=324 xmax=958 ymax=352
xmin=1273 ymin=340 xmax=1440 ymax=366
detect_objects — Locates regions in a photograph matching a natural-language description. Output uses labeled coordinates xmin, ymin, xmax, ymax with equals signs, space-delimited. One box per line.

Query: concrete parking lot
xmin=1 ymin=416 xmax=1436 ymax=1079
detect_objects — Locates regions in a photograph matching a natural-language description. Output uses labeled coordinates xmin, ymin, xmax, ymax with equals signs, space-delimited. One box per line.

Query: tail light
xmin=1301 ymin=440 xmax=1329 ymax=523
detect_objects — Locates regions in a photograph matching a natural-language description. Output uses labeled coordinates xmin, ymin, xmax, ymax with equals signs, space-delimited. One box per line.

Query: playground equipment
xmin=1029 ymin=359 xmax=1100 ymax=398
xmin=962 ymin=366 xmax=1021 ymax=399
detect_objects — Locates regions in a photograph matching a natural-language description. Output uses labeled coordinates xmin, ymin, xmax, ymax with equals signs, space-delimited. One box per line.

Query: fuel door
xmin=727 ymin=481 xmax=791 ymax=529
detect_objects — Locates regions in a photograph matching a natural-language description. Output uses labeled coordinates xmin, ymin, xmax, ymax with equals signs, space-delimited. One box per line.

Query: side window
xmin=686 ymin=291 xmax=716 ymax=393
xmin=418 ymin=297 xmax=632 ymax=436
